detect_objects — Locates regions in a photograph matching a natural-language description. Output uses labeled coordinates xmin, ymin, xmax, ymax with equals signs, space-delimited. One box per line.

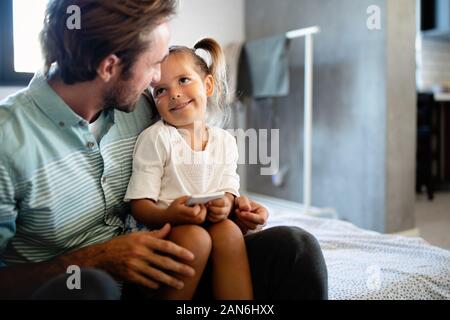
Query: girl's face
xmin=151 ymin=52 xmax=214 ymax=129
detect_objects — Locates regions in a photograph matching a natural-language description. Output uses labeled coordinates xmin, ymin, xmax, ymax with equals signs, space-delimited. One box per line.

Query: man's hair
xmin=40 ymin=0 xmax=177 ymax=84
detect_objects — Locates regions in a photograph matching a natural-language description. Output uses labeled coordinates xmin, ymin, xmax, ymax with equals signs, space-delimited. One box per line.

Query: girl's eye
xmin=154 ymin=88 xmax=166 ymax=97
xmin=179 ymin=77 xmax=190 ymax=85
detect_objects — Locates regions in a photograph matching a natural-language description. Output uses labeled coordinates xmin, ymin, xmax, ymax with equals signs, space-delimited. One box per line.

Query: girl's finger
xmin=208 ymin=206 xmax=228 ymax=216
xmin=181 ymin=205 xmax=200 ymax=217
xmin=208 ymin=198 xmax=225 ymax=207
xmin=206 ymin=214 xmax=220 ymax=223
xmin=176 ymin=195 xmax=191 ymax=205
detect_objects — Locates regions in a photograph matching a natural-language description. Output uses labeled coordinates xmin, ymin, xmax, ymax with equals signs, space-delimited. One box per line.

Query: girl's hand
xmin=206 ymin=193 xmax=235 ymax=223
xmin=166 ymin=196 xmax=207 ymax=225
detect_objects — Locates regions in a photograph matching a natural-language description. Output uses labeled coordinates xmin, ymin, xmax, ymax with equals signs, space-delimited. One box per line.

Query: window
xmin=0 ymin=0 xmax=48 ymax=85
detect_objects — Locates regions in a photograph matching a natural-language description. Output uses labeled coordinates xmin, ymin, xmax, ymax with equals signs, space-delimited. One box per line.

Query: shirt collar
xmin=27 ymin=73 xmax=116 ymax=128
xmin=105 ymin=108 xmax=117 ymax=125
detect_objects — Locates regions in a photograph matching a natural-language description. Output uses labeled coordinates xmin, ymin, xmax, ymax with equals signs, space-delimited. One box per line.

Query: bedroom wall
xmin=243 ymin=0 xmax=416 ymax=233
xmin=170 ymin=0 xmax=245 ymax=47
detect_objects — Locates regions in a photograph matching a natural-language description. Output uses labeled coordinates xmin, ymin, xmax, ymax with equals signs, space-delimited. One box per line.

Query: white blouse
xmin=124 ymin=120 xmax=240 ymax=208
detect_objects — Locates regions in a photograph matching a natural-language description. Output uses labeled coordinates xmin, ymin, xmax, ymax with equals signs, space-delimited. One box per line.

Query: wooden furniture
xmin=416 ymin=92 xmax=450 ymax=200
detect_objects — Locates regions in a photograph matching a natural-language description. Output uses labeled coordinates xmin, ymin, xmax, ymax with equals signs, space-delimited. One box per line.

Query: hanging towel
xmin=224 ymin=42 xmax=244 ymax=103
xmin=237 ymin=35 xmax=290 ymax=99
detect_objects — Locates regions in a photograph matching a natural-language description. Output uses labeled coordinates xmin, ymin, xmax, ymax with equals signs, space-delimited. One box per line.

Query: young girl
xmin=124 ymin=38 xmax=253 ymax=300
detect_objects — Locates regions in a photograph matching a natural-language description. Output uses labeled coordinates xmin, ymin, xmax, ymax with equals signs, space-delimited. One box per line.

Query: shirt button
xmin=102 ymin=177 xmax=107 ymax=184
xmin=59 ymin=121 xmax=65 ymax=128
xmin=79 ymin=120 xmax=86 ymax=127
xmin=87 ymin=142 xmax=95 ymax=149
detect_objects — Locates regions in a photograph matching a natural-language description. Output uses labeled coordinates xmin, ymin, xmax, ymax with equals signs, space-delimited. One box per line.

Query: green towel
xmin=238 ymin=35 xmax=289 ymax=99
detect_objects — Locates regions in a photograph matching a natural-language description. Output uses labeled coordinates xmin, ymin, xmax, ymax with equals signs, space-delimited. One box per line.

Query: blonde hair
xmin=168 ymin=38 xmax=230 ymax=128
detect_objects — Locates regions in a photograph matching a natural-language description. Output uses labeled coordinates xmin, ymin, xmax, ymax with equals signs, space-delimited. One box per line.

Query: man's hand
xmin=233 ymin=196 xmax=269 ymax=235
xmin=92 ymin=223 xmax=195 ymax=290
xmin=0 ymin=224 xmax=197 ymax=298
xmin=166 ymin=196 xmax=207 ymax=225
xmin=206 ymin=193 xmax=234 ymax=223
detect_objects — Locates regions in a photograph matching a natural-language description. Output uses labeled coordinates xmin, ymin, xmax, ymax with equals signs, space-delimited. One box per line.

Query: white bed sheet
xmin=262 ymin=205 xmax=450 ymax=300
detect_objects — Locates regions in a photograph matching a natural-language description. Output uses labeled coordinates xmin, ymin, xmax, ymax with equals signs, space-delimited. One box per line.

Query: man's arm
xmin=0 ymin=242 xmax=102 ymax=299
xmin=0 ymin=224 xmax=196 ymax=299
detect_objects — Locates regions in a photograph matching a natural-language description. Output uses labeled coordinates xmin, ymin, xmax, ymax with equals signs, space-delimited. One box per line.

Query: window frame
xmin=0 ymin=0 xmax=36 ymax=86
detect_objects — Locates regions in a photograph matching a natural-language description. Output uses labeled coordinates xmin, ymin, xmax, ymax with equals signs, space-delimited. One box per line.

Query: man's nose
xmin=152 ymin=66 xmax=161 ymax=83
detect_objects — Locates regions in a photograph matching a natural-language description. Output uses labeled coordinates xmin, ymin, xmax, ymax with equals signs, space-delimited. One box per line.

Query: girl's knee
xmin=208 ymin=219 xmax=244 ymax=250
xmin=170 ymin=225 xmax=212 ymax=257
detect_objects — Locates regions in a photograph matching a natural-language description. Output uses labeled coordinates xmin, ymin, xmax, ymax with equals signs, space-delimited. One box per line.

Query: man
xmin=0 ymin=0 xmax=327 ymax=299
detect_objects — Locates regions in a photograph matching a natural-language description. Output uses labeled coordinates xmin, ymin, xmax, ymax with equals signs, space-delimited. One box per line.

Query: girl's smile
xmin=170 ymin=99 xmax=194 ymax=112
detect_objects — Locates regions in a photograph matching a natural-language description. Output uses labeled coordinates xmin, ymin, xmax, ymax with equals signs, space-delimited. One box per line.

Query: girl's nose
xmin=171 ymin=93 xmax=181 ymax=100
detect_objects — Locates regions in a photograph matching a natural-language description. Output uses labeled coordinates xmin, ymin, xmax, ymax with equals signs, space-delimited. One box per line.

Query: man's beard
xmin=102 ymin=79 xmax=140 ymax=113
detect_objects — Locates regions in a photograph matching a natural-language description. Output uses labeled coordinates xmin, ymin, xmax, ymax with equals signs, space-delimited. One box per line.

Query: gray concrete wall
xmin=244 ymin=0 xmax=416 ymax=232
xmin=385 ymin=0 xmax=416 ymax=233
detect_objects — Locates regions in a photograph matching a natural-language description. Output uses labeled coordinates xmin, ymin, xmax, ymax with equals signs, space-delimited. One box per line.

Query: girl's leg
xmin=157 ymin=224 xmax=212 ymax=300
xmin=207 ymin=219 xmax=253 ymax=300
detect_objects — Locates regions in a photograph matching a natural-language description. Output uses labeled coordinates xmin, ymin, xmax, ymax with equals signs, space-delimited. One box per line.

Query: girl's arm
xmin=131 ymin=197 xmax=207 ymax=228
xmin=130 ymin=198 xmax=169 ymax=227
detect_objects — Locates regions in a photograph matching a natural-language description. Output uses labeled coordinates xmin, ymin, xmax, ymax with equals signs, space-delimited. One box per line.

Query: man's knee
xmin=32 ymin=268 xmax=120 ymax=300
xmin=80 ymin=269 xmax=121 ymax=299
xmin=250 ymin=226 xmax=320 ymax=252
xmin=276 ymin=226 xmax=328 ymax=299
xmin=272 ymin=226 xmax=321 ymax=254
xmin=247 ymin=226 xmax=328 ymax=300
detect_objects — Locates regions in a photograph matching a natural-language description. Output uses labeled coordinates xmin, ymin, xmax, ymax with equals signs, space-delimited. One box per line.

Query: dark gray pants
xmin=245 ymin=226 xmax=328 ymax=300
xmin=31 ymin=268 xmax=121 ymax=300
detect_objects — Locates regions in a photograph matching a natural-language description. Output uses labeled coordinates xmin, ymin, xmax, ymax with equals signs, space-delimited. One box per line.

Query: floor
xmin=415 ymin=191 xmax=450 ymax=250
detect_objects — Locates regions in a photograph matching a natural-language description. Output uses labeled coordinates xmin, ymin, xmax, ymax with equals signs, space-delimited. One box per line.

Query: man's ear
xmin=205 ymin=75 xmax=215 ymax=97
xmin=97 ymin=54 xmax=121 ymax=83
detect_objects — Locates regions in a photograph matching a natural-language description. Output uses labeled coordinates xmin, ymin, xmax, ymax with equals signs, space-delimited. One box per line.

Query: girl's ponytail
xmin=193 ymin=38 xmax=230 ymax=128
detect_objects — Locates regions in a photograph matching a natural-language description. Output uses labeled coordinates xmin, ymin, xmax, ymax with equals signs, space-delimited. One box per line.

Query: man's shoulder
xmin=0 ymin=88 xmax=32 ymax=127
xmin=0 ymin=88 xmax=35 ymax=152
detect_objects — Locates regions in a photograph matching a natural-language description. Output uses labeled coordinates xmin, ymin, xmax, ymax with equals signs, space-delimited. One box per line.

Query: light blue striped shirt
xmin=0 ymin=74 xmax=155 ymax=265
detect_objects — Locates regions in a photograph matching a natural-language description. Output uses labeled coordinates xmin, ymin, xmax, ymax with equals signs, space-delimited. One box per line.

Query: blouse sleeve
xmin=124 ymin=125 xmax=168 ymax=202
xmin=218 ymin=131 xmax=240 ymax=197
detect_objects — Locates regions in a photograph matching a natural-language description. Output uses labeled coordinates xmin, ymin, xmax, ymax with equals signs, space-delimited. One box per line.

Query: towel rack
xmin=286 ymin=26 xmax=320 ymax=215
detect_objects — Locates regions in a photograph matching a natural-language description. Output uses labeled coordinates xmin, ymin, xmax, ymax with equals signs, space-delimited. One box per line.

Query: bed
xmin=251 ymin=194 xmax=450 ymax=300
